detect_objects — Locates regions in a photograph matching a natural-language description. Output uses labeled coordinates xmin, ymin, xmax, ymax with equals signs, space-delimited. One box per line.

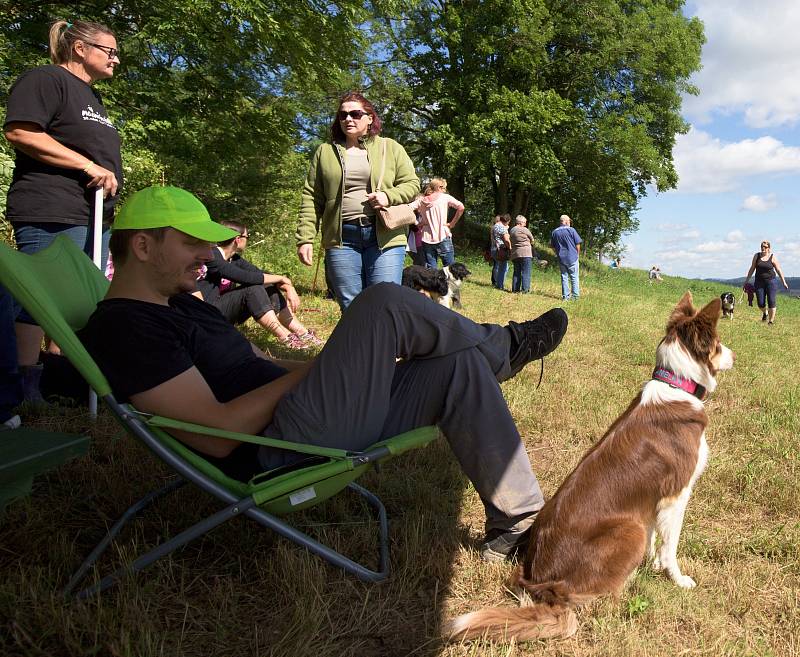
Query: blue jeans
xmin=512 ymin=257 xmax=532 ymax=293
xmin=492 ymin=254 xmax=508 ymax=290
xmin=421 ymin=237 xmax=455 ymax=269
xmin=13 ymin=222 xmax=110 ymax=323
xmin=325 ymin=222 xmax=406 ymax=311
xmin=0 ymin=285 xmax=22 ymax=420
xmin=559 ymin=260 xmax=580 ymax=300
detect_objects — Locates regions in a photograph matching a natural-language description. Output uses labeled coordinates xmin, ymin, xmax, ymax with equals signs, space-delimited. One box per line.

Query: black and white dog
xmin=720 ymin=292 xmax=735 ymax=319
xmin=402 ymin=263 xmax=471 ymax=309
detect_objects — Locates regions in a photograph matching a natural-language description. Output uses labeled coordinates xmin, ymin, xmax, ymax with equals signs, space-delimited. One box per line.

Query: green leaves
xmin=368 ymin=0 xmax=703 ymax=254
xmin=0 ymin=0 xmax=367 ymax=234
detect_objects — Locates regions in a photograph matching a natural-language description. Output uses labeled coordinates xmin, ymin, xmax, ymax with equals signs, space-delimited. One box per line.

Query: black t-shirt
xmin=4 ymin=65 xmax=123 ymax=225
xmin=78 ymin=293 xmax=287 ymax=402
xmin=78 ymin=294 xmax=288 ymax=481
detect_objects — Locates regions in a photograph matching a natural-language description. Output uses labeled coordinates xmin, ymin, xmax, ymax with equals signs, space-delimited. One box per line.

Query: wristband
xmin=82 ymin=161 xmax=94 ymax=173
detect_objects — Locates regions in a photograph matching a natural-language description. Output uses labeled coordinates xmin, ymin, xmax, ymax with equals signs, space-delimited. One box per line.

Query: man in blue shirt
xmin=550 ymin=214 xmax=583 ymax=301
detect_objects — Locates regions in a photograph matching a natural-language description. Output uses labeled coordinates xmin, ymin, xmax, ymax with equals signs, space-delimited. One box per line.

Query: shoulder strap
xmin=375 ymin=137 xmax=387 ymax=192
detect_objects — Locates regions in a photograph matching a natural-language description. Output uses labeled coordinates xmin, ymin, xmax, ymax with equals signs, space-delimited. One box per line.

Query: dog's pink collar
xmin=652 ymin=367 xmax=705 ymax=399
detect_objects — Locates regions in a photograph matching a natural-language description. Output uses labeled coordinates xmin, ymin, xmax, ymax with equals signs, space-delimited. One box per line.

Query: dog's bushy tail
xmin=445 ymin=600 xmax=577 ymax=642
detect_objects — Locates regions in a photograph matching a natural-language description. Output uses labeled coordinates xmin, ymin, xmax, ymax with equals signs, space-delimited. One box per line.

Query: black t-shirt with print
xmin=4 ymin=65 xmax=123 ymax=225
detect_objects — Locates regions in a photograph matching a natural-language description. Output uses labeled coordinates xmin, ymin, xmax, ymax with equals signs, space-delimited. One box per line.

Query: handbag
xmin=495 ymin=245 xmax=509 ymax=261
xmin=375 ymin=138 xmax=416 ymax=230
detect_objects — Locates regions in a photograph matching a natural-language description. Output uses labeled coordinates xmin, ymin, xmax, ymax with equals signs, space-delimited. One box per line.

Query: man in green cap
xmin=80 ymin=185 xmax=569 ymax=561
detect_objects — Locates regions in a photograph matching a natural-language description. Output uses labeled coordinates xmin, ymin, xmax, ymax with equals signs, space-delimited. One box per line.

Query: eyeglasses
xmin=88 ymin=43 xmax=119 ymax=59
xmin=238 ymin=233 xmax=249 ymax=240
xmin=337 ymin=109 xmax=370 ymax=121
xmin=761 ymin=243 xmax=770 ymax=248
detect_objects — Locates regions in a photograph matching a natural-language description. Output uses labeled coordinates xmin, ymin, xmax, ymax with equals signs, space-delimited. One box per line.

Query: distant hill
xmin=708 ymin=276 xmax=800 ymax=295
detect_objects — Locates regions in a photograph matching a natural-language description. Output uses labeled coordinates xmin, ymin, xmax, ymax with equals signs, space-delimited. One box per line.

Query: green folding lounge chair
xmin=0 ymin=235 xmax=438 ymax=598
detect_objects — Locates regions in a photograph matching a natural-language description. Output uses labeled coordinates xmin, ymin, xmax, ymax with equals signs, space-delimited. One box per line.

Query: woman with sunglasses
xmin=296 ymin=92 xmax=419 ymax=311
xmin=3 ymin=19 xmax=122 ymax=403
xmin=743 ymin=240 xmax=790 ymax=324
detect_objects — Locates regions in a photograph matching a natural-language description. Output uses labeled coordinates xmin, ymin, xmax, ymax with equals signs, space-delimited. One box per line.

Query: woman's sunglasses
xmin=337 ymin=110 xmax=370 ymax=121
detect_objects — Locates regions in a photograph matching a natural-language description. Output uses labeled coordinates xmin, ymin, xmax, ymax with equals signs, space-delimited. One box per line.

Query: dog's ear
xmin=697 ymin=297 xmax=722 ymax=325
xmin=667 ymin=291 xmax=695 ymax=329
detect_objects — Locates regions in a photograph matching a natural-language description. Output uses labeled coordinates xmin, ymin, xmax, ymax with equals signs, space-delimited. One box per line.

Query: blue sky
xmin=620 ymin=0 xmax=800 ymax=281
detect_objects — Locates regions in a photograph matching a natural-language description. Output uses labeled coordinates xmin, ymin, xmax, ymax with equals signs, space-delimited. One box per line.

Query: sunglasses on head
xmin=337 ymin=109 xmax=370 ymax=121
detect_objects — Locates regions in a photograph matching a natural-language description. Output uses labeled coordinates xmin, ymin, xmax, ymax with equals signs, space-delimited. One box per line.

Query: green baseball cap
xmin=113 ymin=186 xmax=238 ymax=243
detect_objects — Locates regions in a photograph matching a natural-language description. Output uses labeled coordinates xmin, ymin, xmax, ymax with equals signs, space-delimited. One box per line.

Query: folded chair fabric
xmin=0 ymin=236 xmax=438 ymax=598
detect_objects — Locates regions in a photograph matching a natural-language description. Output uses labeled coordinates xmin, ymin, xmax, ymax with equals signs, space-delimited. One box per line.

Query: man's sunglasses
xmin=88 ymin=43 xmax=119 ymax=59
xmin=337 ymin=109 xmax=370 ymax=121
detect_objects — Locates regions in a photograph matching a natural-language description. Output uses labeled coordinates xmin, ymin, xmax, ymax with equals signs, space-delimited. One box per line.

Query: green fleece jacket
xmin=296 ymin=135 xmax=420 ymax=250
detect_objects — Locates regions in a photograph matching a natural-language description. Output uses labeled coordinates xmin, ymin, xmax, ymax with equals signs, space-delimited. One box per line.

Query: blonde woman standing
xmin=744 ymin=240 xmax=789 ymax=324
xmin=4 ymin=19 xmax=122 ymax=401
xmin=408 ymin=177 xmax=464 ymax=268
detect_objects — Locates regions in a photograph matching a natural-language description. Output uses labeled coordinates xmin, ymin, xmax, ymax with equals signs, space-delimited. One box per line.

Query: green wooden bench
xmin=0 ymin=427 xmax=90 ymax=514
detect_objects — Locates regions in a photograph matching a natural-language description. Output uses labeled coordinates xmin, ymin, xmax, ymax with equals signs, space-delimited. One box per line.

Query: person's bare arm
xmin=5 ymin=122 xmax=118 ymax=197
xmin=744 ymin=254 xmax=758 ymax=282
xmin=447 ymin=201 xmax=465 ymax=229
xmin=129 ymin=364 xmax=311 ymax=457
xmin=503 ymin=232 xmax=511 ymax=248
xmin=772 ymin=256 xmax=790 ymax=288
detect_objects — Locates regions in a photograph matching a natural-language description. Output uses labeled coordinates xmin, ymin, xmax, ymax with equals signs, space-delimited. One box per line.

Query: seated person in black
xmin=79 ymin=185 xmax=570 ymax=562
xmin=196 ymin=219 xmax=322 ymax=350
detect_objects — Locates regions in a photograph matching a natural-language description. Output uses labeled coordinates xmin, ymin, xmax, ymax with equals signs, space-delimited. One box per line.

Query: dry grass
xmin=1 ymin=254 xmax=798 ymax=657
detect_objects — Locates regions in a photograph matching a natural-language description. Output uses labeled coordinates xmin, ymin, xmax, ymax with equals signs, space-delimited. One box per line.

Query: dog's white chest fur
xmin=650 ymin=433 xmax=708 ymax=589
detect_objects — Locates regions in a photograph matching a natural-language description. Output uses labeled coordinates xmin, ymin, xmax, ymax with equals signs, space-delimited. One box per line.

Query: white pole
xmin=88 ymin=187 xmax=103 ymax=418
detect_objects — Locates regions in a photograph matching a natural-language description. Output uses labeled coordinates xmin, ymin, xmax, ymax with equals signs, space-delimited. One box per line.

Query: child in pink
xmin=408 ymin=177 xmax=465 ymax=268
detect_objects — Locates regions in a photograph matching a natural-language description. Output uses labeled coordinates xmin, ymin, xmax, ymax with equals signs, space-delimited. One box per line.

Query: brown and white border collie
xmin=447 ymin=292 xmax=735 ymax=642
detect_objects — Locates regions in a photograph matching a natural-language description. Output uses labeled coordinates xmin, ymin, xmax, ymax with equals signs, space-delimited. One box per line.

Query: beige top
xmin=509 ymin=226 xmax=535 ymax=259
xmin=341 ymin=148 xmax=375 ymax=221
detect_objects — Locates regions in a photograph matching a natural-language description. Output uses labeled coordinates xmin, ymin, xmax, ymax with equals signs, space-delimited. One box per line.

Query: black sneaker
xmin=507 ymin=308 xmax=568 ymax=378
xmin=480 ymin=527 xmax=532 ymax=562
xmin=762 ymin=312 xmax=768 ymax=321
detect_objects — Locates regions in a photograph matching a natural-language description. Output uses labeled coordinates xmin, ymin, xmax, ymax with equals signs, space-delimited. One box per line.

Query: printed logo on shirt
xmin=82 ymin=104 xmax=114 ymax=128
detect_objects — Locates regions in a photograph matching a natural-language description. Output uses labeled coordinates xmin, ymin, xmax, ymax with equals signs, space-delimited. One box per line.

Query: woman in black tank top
xmin=743 ymin=240 xmax=790 ymax=324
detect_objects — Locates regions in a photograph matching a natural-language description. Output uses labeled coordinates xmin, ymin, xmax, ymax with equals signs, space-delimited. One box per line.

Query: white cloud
xmin=726 ymin=229 xmax=745 ymax=241
xmin=673 ymin=128 xmax=800 ymax=193
xmin=657 ymin=249 xmax=702 ymax=263
xmin=683 ymin=1 xmax=800 ymax=128
xmin=740 ymin=194 xmax=778 ymax=212
xmin=694 ymin=240 xmax=740 ymax=253
xmin=656 ymin=222 xmax=690 ymax=231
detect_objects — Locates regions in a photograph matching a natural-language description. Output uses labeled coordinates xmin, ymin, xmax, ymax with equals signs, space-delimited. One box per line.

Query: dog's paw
xmin=673 ymin=574 xmax=696 ymax=589
xmin=650 ymin=556 xmax=663 ymax=571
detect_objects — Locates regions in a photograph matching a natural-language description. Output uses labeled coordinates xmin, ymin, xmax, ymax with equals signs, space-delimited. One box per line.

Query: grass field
xmin=1 ymin=250 xmax=798 ymax=657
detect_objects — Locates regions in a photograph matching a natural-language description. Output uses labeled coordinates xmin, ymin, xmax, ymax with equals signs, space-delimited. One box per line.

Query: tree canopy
xmin=370 ymin=0 xmax=704 ymax=253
